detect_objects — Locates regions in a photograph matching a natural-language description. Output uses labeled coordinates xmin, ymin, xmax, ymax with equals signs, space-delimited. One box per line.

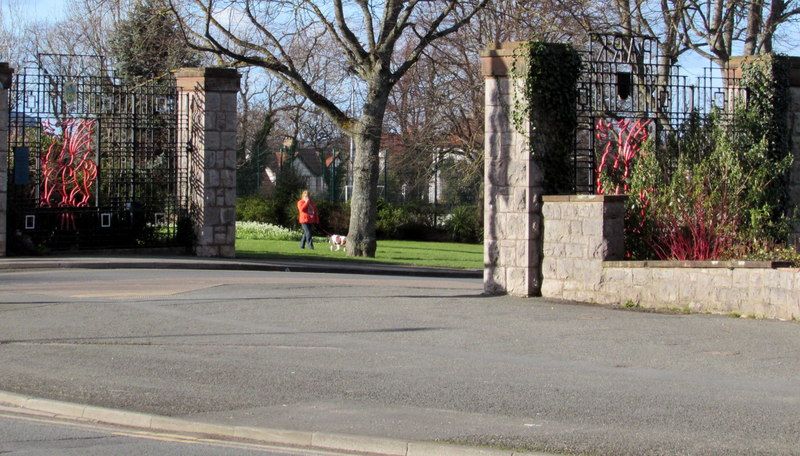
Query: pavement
xmin=0 ymin=256 xmax=798 ymax=456
xmin=0 ymin=254 xmax=509 ymax=456
xmin=0 ymin=404 xmax=323 ymax=456
xmin=0 ymin=253 xmax=482 ymax=279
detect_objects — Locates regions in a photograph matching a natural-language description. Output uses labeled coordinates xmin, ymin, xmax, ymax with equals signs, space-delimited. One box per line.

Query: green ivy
xmin=510 ymin=42 xmax=582 ymax=194
xmin=739 ymin=55 xmax=790 ymax=162
xmin=738 ymin=55 xmax=794 ymax=232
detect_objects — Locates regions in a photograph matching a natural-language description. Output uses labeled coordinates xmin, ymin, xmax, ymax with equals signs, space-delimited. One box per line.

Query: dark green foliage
xmin=237 ymin=147 xmax=309 ymax=228
xmin=109 ymin=0 xmax=201 ymax=81
xmin=740 ymin=56 xmax=790 ymax=163
xmin=273 ymin=165 xmax=306 ymax=226
xmin=513 ymin=42 xmax=582 ymax=194
xmin=376 ymin=200 xmax=439 ymax=241
xmin=444 ymin=205 xmax=483 ymax=243
xmin=237 ymin=196 xmax=351 ymax=235
xmin=315 ymin=200 xmax=350 ymax=234
xmin=236 ymin=196 xmax=280 ymax=224
xmin=375 ymin=200 xmax=482 ymax=242
xmin=175 ymin=210 xmax=196 ymax=253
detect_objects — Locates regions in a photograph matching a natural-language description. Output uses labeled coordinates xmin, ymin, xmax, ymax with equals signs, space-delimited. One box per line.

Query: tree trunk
xmin=744 ymin=0 xmax=764 ymax=55
xmin=347 ymin=86 xmax=389 ymax=257
xmin=761 ymin=0 xmax=786 ymax=53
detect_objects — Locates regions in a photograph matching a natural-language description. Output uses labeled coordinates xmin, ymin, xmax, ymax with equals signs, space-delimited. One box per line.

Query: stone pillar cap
xmin=728 ymin=54 xmax=800 ymax=87
xmin=174 ymin=67 xmax=240 ymax=79
xmin=480 ymin=41 xmax=577 ymax=78
xmin=174 ymin=67 xmax=241 ymax=92
xmin=480 ymin=41 xmax=529 ymax=58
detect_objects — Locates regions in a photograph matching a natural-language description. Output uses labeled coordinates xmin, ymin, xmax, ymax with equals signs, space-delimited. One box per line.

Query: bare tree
xmin=745 ymin=0 xmax=800 ymax=53
xmin=0 ymin=0 xmax=26 ymax=66
xmin=382 ymin=0 xmax=587 ymax=205
xmin=681 ymin=0 xmax=800 ymax=65
xmin=169 ymin=0 xmax=488 ymax=257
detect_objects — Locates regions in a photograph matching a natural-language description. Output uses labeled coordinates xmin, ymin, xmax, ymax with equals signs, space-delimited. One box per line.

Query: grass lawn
xmin=236 ymin=238 xmax=483 ymax=269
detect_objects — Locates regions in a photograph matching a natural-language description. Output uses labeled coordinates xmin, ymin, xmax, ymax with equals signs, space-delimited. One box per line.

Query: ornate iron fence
xmin=6 ymin=55 xmax=192 ymax=252
xmin=574 ymin=33 xmax=746 ymax=194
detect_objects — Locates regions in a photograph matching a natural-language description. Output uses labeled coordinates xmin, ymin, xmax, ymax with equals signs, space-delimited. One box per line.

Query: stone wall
xmin=0 ymin=63 xmax=12 ymax=257
xmin=540 ymin=196 xmax=625 ymax=302
xmin=175 ymin=68 xmax=240 ymax=258
xmin=541 ymin=198 xmax=800 ymax=321
xmin=601 ymin=262 xmax=799 ymax=319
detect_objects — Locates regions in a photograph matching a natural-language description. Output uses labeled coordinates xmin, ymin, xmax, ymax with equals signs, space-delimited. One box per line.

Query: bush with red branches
xmin=598 ymin=107 xmax=793 ymax=261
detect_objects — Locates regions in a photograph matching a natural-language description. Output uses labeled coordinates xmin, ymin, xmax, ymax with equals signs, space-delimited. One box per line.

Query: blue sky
xmin=4 ymin=0 xmax=65 ymax=23
xmin=5 ymin=0 xmax=798 ymax=71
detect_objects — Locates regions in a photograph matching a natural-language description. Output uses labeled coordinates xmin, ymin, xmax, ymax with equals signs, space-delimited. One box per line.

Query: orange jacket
xmin=297 ymin=198 xmax=319 ymax=224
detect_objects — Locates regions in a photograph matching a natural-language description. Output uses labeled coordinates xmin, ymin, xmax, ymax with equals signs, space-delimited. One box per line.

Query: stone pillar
xmin=482 ymin=42 xmax=534 ymax=296
xmin=175 ymin=68 xmax=240 ymax=258
xmin=0 ymin=63 xmax=13 ymax=257
xmin=481 ymin=42 xmax=580 ymax=296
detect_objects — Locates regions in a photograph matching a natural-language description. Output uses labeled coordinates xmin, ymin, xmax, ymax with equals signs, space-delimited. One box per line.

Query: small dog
xmin=328 ymin=234 xmax=347 ymax=251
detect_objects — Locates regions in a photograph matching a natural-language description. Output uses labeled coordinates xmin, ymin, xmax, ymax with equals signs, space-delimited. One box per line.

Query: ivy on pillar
xmin=175 ymin=67 xmax=241 ymax=258
xmin=784 ymin=58 xmax=800 ymax=247
xmin=0 ymin=63 xmax=13 ymax=257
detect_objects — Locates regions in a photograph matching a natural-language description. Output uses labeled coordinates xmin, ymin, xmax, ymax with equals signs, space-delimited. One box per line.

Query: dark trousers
xmin=300 ymin=223 xmax=314 ymax=249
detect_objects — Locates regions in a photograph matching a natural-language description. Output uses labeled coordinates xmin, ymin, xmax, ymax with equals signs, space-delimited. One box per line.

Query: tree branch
xmin=391 ymin=0 xmax=489 ymax=84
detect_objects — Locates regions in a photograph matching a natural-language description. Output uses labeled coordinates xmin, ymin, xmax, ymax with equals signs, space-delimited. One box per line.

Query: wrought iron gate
xmin=6 ymin=55 xmax=192 ymax=253
xmin=573 ymin=33 xmax=745 ymax=194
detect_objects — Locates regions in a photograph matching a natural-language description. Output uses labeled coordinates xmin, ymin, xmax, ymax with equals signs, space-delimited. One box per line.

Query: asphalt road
xmin=0 ymin=268 xmax=798 ymax=455
xmin=0 ymin=407 xmax=342 ymax=455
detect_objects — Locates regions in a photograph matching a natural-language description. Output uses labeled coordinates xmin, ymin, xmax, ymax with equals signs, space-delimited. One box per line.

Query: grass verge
xmin=235 ymin=238 xmax=482 ymax=269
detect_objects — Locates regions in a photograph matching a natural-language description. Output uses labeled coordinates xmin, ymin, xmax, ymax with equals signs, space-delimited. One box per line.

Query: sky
xmin=2 ymin=0 xmax=65 ymax=24
xmin=3 ymin=0 xmax=798 ymax=77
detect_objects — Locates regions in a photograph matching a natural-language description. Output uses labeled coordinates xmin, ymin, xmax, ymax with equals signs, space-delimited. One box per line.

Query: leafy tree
xmin=110 ymin=0 xmax=201 ymax=81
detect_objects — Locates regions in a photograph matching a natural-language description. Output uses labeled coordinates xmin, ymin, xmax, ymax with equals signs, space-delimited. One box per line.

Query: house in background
xmin=260 ymin=137 xmax=347 ymax=198
xmin=262 ymin=149 xmax=321 ymax=195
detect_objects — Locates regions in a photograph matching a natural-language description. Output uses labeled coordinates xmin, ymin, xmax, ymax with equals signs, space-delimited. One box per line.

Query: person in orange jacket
xmin=297 ymin=190 xmax=319 ymax=249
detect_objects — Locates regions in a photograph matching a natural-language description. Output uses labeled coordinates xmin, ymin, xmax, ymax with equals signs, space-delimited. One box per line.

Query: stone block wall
xmin=0 ymin=63 xmax=12 ymax=257
xmin=601 ymin=262 xmax=800 ymax=319
xmin=541 ymin=196 xmax=625 ymax=302
xmin=483 ymin=74 xmax=543 ymax=296
xmin=175 ymin=68 xmax=240 ymax=258
xmin=541 ymin=198 xmax=800 ymax=321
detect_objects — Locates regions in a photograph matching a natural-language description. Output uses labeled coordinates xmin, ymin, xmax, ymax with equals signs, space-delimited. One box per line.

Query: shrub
xmin=596 ymin=56 xmax=795 ymax=261
xmin=444 ymin=205 xmax=482 ymax=243
xmin=376 ymin=201 xmax=448 ymax=241
xmin=621 ymin=107 xmax=793 ymax=260
xmin=236 ymin=195 xmax=294 ymax=228
xmin=237 ymin=196 xmax=269 ymax=222
xmin=315 ymin=200 xmax=350 ymax=235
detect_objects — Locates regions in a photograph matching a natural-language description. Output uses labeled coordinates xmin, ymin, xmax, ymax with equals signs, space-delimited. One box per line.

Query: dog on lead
xmin=328 ymin=234 xmax=347 ymax=251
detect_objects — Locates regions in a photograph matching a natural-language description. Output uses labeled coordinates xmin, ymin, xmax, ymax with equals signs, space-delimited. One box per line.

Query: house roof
xmin=265 ymin=147 xmax=328 ymax=177
xmin=295 ymin=148 xmax=324 ymax=176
